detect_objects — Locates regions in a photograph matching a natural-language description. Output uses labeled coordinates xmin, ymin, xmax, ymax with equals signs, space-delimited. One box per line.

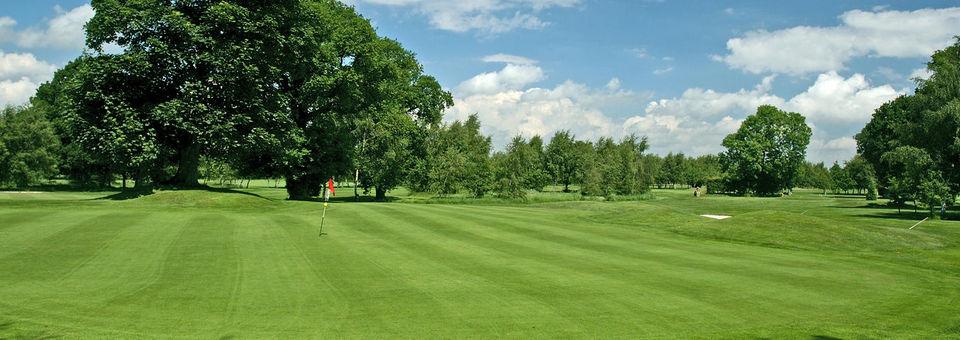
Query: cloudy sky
xmin=2 ymin=1 xmax=959 ymax=163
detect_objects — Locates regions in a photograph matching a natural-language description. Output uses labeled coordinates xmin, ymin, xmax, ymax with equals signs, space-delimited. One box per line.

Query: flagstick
xmin=318 ymin=202 xmax=328 ymax=237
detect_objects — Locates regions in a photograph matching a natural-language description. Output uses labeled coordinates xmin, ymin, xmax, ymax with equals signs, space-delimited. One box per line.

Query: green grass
xmin=1 ymin=188 xmax=959 ymax=338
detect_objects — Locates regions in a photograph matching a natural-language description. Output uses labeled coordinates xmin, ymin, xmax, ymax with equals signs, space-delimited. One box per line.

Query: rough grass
xmin=0 ymin=187 xmax=958 ymax=338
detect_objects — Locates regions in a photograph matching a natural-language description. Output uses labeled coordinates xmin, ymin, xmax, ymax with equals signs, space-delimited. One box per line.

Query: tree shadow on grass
xmin=289 ymin=195 xmax=398 ymax=203
xmin=810 ymin=336 xmax=843 ymax=340
xmin=96 ymin=185 xmax=273 ymax=201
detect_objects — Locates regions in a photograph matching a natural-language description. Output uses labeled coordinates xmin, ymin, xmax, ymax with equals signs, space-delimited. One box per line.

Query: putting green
xmin=0 ymin=189 xmax=958 ymax=338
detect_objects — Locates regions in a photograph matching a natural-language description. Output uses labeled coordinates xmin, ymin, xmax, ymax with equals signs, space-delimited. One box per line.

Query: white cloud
xmin=652 ymin=67 xmax=673 ymax=75
xmin=0 ymin=51 xmax=57 ymax=81
xmin=643 ymin=75 xmax=783 ymax=120
xmin=346 ymin=0 xmax=579 ymax=34
xmin=606 ymin=78 xmax=621 ymax=91
xmin=716 ymin=7 xmax=960 ymax=75
xmin=456 ymin=63 xmax=546 ymax=95
xmin=0 ymin=78 xmax=42 ymax=107
xmin=628 ymin=48 xmax=649 ymax=59
xmin=786 ymin=71 xmax=901 ymax=124
xmin=448 ymin=59 xmax=901 ymax=163
xmin=447 ymin=62 xmax=651 ymax=146
xmin=626 ymin=72 xmax=900 ymax=162
xmin=481 ymin=53 xmax=538 ymax=65
xmin=0 ymin=4 xmax=94 ymax=50
xmin=0 ymin=51 xmax=57 ymax=107
xmin=910 ymin=68 xmax=934 ymax=80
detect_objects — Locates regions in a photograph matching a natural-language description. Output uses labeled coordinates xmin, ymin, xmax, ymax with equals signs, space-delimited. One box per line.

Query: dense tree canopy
xmin=722 ymin=105 xmax=812 ymax=196
xmin=857 ymin=38 xmax=960 ymax=201
xmin=0 ymin=107 xmax=60 ymax=188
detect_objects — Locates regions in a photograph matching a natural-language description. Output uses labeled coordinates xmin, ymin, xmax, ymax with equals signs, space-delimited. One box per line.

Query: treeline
xmin=370 ymin=115 xmax=655 ymax=199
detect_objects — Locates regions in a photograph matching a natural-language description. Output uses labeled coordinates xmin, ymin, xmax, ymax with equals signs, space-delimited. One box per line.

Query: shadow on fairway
xmin=97 ymin=186 xmax=272 ymax=201
xmin=811 ymin=336 xmax=843 ymax=340
xmin=289 ymin=195 xmax=399 ymax=203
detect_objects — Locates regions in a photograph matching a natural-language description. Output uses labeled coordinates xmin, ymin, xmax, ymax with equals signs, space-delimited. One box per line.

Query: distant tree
xmin=829 ymin=162 xmax=854 ymax=194
xmin=844 ymin=155 xmax=876 ymax=195
xmin=641 ymin=154 xmax=663 ymax=188
xmin=0 ymin=107 xmax=60 ymax=188
xmin=545 ymin=130 xmax=581 ymax=192
xmin=687 ymin=154 xmax=722 ymax=188
xmin=581 ymin=138 xmax=615 ymax=197
xmin=456 ymin=116 xmax=494 ymax=198
xmin=658 ymin=153 xmax=688 ymax=188
xmin=421 ymin=115 xmax=492 ymax=198
xmin=798 ymin=162 xmax=833 ymax=195
xmin=526 ymin=135 xmax=551 ymax=191
xmin=721 ymin=105 xmax=812 ymax=196
xmin=429 ymin=148 xmax=467 ymax=197
xmin=494 ymin=135 xmax=540 ymax=199
xmin=882 ymin=146 xmax=952 ymax=215
xmin=581 ymin=135 xmax=650 ymax=197
xmin=614 ymin=134 xmax=650 ymax=195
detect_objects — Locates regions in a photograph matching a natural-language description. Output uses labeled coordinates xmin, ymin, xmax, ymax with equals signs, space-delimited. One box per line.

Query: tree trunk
xmin=173 ymin=142 xmax=202 ymax=187
xmin=375 ymin=186 xmax=387 ymax=201
xmin=563 ymin=182 xmax=570 ymax=193
xmin=122 ymin=174 xmax=127 ymax=189
xmin=133 ymin=168 xmax=153 ymax=194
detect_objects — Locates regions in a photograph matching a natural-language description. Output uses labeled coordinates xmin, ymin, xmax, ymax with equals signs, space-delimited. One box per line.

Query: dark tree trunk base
xmin=375 ymin=187 xmax=387 ymax=201
xmin=286 ymin=174 xmax=322 ymax=200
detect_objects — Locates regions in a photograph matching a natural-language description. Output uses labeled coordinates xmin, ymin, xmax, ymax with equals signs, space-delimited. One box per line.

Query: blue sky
xmin=2 ymin=1 xmax=959 ymax=162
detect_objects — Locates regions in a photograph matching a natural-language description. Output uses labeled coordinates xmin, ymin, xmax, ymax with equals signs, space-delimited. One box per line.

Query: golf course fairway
xmin=1 ymin=189 xmax=958 ymax=338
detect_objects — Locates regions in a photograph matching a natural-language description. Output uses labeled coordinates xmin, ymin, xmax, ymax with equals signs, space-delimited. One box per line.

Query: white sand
xmin=700 ymin=214 xmax=731 ymax=220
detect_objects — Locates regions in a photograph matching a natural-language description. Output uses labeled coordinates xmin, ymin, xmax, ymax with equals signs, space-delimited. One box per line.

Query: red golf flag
xmin=327 ymin=178 xmax=335 ymax=196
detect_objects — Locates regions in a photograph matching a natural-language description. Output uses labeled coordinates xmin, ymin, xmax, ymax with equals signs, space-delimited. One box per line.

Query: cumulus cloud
xmin=786 ymin=71 xmax=900 ymax=124
xmin=448 ymin=58 xmax=899 ymax=162
xmin=0 ymin=51 xmax=57 ymax=107
xmin=344 ymin=0 xmax=580 ymax=34
xmin=456 ymin=63 xmax=546 ymax=95
xmin=447 ymin=61 xmax=651 ymax=146
xmin=628 ymin=72 xmax=901 ymax=162
xmin=716 ymin=7 xmax=960 ymax=75
xmin=0 ymin=4 xmax=94 ymax=50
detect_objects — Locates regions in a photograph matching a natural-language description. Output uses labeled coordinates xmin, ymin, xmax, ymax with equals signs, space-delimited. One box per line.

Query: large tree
xmin=354 ymin=38 xmax=452 ymax=200
xmin=65 ymin=1 xmax=297 ymax=190
xmin=721 ymin=105 xmax=812 ymax=196
xmin=857 ymin=38 xmax=960 ymax=197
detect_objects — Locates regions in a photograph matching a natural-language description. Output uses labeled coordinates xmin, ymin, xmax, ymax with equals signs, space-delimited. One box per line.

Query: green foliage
xmin=424 ymin=115 xmax=492 ymax=197
xmin=493 ymin=135 xmax=552 ymax=199
xmin=581 ymin=135 xmax=650 ymax=197
xmin=545 ymin=130 xmax=583 ymax=192
xmin=721 ymin=105 xmax=812 ymax=196
xmin=525 ymin=135 xmax=551 ymax=191
xmin=882 ymin=146 xmax=953 ymax=214
xmin=796 ymin=162 xmax=832 ymax=194
xmin=0 ymin=107 xmax=60 ymax=188
xmin=857 ymin=38 xmax=960 ymax=198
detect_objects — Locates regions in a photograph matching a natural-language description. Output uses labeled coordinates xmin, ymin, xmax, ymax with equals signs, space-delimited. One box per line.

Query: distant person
xmin=942 ymin=202 xmax=947 ymax=218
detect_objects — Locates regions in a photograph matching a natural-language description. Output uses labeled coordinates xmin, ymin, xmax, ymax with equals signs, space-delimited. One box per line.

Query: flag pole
xmin=319 ymin=178 xmax=334 ymax=238
xmin=318 ymin=201 xmax=328 ymax=237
